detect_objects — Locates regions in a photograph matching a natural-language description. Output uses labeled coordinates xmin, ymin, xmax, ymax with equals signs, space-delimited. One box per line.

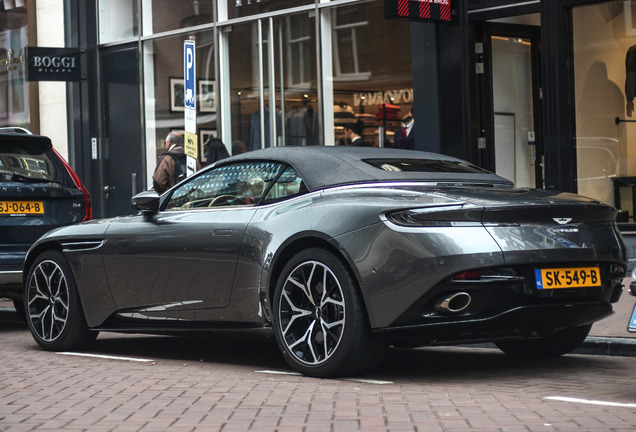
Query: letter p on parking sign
xmin=184 ymin=39 xmax=196 ymax=133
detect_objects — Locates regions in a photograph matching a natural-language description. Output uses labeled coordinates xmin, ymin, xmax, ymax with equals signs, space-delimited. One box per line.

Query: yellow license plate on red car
xmin=535 ymin=267 xmax=601 ymax=289
xmin=0 ymin=201 xmax=44 ymax=215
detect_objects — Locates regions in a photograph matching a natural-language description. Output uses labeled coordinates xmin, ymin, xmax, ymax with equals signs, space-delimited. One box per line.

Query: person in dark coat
xmin=152 ymin=131 xmax=185 ymax=194
xmin=205 ymin=137 xmax=230 ymax=165
xmin=394 ymin=108 xmax=415 ymax=150
xmin=343 ymin=120 xmax=372 ymax=147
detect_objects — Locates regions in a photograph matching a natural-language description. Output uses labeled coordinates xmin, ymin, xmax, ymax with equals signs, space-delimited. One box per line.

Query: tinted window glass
xmin=164 ymin=162 xmax=286 ymax=210
xmin=0 ymin=139 xmax=73 ymax=186
xmin=364 ymin=159 xmax=492 ymax=174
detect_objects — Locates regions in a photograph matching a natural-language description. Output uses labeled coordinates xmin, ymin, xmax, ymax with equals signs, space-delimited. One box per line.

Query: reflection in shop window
xmin=0 ymin=9 xmax=29 ymax=128
xmin=626 ymin=1 xmax=636 ymax=36
xmin=329 ymin=1 xmax=412 ymax=148
xmin=227 ymin=0 xmax=313 ymax=20
xmin=229 ymin=22 xmax=261 ymax=151
xmin=142 ymin=0 xmax=214 ymax=36
xmin=332 ymin=6 xmax=371 ymax=81
xmin=573 ymin=1 xmax=636 ymax=220
xmin=287 ymin=15 xmax=312 ymax=87
xmin=98 ymin=0 xmax=138 ymax=43
xmin=229 ymin=15 xmax=317 ymax=151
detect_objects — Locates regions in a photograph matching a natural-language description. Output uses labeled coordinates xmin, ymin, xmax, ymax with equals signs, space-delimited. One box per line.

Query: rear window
xmin=363 ymin=158 xmax=492 ymax=174
xmin=0 ymin=137 xmax=73 ymax=186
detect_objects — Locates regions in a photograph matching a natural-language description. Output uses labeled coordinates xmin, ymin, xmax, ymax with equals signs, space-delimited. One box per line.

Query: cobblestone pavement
xmin=1 ymin=317 xmax=636 ymax=432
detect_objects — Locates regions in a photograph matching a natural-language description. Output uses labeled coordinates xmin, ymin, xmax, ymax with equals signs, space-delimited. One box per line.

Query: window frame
xmin=286 ymin=14 xmax=313 ymax=87
xmin=331 ymin=6 xmax=372 ymax=82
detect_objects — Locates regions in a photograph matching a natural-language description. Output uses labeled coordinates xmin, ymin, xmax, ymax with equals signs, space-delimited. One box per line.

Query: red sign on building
xmin=385 ymin=0 xmax=454 ymax=23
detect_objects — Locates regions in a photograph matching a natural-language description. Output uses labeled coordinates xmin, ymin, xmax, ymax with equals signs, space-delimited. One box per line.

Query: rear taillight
xmin=52 ymin=148 xmax=92 ymax=221
xmin=385 ymin=205 xmax=484 ymax=227
xmin=453 ymin=271 xmax=480 ymax=280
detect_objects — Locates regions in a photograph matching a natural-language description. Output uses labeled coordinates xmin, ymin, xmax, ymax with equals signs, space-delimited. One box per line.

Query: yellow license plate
xmin=535 ymin=267 xmax=601 ymax=289
xmin=0 ymin=201 xmax=44 ymax=215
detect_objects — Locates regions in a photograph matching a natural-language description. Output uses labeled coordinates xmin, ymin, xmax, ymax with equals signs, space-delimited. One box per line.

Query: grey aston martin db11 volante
xmin=22 ymin=146 xmax=626 ymax=377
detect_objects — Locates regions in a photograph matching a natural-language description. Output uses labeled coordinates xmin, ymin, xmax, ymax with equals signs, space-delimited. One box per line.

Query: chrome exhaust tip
xmin=434 ymin=292 xmax=471 ymax=314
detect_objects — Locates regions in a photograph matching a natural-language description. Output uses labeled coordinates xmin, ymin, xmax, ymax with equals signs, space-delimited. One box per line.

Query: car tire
xmin=495 ymin=324 xmax=592 ymax=358
xmin=272 ymin=248 xmax=385 ymax=377
xmin=24 ymin=250 xmax=97 ymax=351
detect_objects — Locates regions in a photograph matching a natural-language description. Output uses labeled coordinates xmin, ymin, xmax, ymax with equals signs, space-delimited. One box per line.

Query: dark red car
xmin=0 ymin=129 xmax=91 ymax=315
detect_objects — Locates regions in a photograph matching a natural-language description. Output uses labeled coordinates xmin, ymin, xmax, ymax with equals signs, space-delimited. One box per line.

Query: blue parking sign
xmin=629 ymin=303 xmax=636 ymax=333
xmin=184 ymin=40 xmax=196 ymax=112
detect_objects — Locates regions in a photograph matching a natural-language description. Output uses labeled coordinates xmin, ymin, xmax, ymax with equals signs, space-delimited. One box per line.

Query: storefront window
xmin=142 ymin=0 xmax=214 ymax=36
xmin=227 ymin=22 xmax=260 ymax=152
xmin=0 ymin=4 xmax=28 ymax=127
xmin=143 ymin=29 xmax=216 ymax=186
xmin=227 ymin=11 xmax=318 ymax=152
xmin=98 ymin=0 xmax=138 ymax=43
xmin=226 ymin=0 xmax=314 ymax=20
xmin=328 ymin=1 xmax=413 ymax=147
xmin=333 ymin=6 xmax=371 ymax=81
xmin=573 ymin=1 xmax=636 ymax=220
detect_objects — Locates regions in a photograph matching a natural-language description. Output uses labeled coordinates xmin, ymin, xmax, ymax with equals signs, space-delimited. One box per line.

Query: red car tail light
xmin=453 ymin=271 xmax=480 ymax=280
xmin=52 ymin=148 xmax=92 ymax=221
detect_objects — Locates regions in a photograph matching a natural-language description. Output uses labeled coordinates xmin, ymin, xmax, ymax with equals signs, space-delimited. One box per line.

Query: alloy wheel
xmin=26 ymin=259 xmax=69 ymax=343
xmin=278 ymin=260 xmax=346 ymax=366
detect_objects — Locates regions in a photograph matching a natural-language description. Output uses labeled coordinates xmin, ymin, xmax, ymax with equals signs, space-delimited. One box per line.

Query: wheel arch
xmin=22 ymin=241 xmax=64 ymax=287
xmin=23 ymin=239 xmax=115 ymax=327
xmin=268 ymin=236 xmax=370 ymax=322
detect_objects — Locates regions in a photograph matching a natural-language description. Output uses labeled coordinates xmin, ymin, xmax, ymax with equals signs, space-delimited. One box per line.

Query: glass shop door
xmin=486 ymin=22 xmax=544 ymax=188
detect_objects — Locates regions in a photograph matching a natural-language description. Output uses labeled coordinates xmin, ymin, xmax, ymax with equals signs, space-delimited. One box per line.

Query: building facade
xmin=2 ymin=0 xmax=636 ymax=223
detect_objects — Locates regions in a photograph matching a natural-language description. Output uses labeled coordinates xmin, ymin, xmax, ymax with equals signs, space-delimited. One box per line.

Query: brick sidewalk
xmin=1 ymin=326 xmax=636 ymax=432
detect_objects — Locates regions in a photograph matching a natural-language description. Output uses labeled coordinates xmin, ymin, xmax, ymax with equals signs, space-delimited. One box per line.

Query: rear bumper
xmin=375 ymin=301 xmax=613 ymax=344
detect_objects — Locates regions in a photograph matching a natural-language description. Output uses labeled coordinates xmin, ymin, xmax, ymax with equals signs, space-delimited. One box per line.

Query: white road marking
xmin=255 ymin=370 xmax=392 ymax=384
xmin=344 ymin=378 xmax=393 ymax=385
xmin=58 ymin=352 xmax=155 ymax=363
xmin=545 ymin=396 xmax=636 ymax=408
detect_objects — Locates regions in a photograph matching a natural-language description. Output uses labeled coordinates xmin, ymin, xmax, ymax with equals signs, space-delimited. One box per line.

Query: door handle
xmin=213 ymin=229 xmax=233 ymax=236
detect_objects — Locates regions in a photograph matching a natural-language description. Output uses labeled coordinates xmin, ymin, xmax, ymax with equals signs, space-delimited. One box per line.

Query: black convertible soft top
xmin=215 ymin=146 xmax=512 ymax=192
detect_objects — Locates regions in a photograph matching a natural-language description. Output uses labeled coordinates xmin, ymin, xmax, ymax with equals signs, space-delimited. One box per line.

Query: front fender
xmin=24 ymin=220 xmax=116 ymax=327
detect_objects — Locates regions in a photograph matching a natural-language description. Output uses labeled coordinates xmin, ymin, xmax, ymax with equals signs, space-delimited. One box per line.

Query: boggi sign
xmin=25 ymin=47 xmax=81 ymax=82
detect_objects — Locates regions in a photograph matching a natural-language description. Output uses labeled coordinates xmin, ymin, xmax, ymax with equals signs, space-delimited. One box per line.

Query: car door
xmin=101 ymin=161 xmax=286 ymax=318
